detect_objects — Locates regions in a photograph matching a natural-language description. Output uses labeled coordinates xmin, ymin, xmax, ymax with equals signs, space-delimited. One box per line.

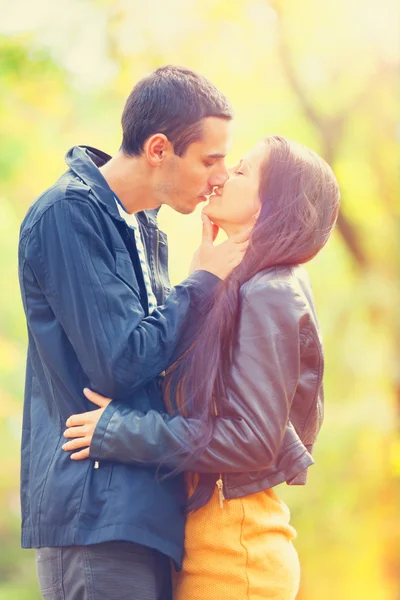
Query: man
xmin=18 ymin=65 xmax=249 ymax=600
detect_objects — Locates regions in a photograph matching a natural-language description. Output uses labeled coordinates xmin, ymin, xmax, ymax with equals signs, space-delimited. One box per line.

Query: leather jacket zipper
xmin=216 ymin=476 xmax=225 ymax=508
xmin=214 ymin=398 xmax=225 ymax=508
xmin=94 ymin=461 xmax=99 ymax=469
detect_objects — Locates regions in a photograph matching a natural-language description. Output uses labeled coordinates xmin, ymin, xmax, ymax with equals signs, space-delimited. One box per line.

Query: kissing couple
xmin=19 ymin=65 xmax=340 ymax=600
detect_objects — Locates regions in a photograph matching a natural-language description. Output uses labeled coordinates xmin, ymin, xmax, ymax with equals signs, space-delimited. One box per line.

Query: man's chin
xmin=177 ymin=206 xmax=196 ymax=215
xmin=174 ymin=197 xmax=207 ymax=215
xmin=167 ymin=203 xmax=195 ymax=216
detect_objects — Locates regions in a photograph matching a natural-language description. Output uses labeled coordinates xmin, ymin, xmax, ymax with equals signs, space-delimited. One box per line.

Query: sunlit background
xmin=0 ymin=0 xmax=399 ymax=598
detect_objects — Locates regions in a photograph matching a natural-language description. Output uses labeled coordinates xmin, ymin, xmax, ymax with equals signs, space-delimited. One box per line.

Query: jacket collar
xmin=65 ymin=145 xmax=161 ymax=228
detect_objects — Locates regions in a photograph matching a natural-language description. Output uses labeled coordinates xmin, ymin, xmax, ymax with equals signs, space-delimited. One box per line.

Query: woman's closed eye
xmin=227 ymin=161 xmax=245 ymax=177
xmin=234 ymin=160 xmax=246 ymax=176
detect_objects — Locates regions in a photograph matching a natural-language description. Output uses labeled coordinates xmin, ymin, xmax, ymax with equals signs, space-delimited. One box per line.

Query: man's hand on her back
xmin=190 ymin=215 xmax=251 ymax=280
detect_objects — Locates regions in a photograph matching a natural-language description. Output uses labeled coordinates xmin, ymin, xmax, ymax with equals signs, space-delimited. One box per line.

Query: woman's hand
xmin=189 ymin=215 xmax=219 ymax=275
xmin=62 ymin=388 xmax=112 ymax=460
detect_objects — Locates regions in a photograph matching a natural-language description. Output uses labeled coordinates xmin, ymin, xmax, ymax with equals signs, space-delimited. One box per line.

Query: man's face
xmin=160 ymin=117 xmax=233 ymax=214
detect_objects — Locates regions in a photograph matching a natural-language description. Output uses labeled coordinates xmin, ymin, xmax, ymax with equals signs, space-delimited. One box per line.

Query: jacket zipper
xmin=216 ymin=476 xmax=225 ymax=508
xmin=213 ymin=399 xmax=225 ymax=508
xmin=154 ymin=228 xmax=164 ymax=305
xmin=94 ymin=226 xmax=163 ymax=472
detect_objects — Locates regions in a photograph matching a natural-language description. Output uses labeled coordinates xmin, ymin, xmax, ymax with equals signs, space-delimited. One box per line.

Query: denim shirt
xmin=18 ymin=145 xmax=220 ymax=566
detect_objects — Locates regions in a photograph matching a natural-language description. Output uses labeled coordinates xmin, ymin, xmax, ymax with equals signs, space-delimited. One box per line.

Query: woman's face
xmin=202 ymin=140 xmax=269 ymax=234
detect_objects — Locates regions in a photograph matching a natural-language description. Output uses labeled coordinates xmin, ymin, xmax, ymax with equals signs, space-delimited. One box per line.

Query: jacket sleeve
xmin=24 ymin=196 xmax=220 ymax=399
xmin=90 ymin=279 xmax=309 ymax=473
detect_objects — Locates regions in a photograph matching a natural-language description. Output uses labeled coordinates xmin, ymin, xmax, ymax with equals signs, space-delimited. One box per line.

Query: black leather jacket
xmin=90 ymin=265 xmax=324 ymax=499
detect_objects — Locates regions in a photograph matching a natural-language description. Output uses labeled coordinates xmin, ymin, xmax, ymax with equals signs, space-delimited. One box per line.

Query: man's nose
xmin=210 ymin=166 xmax=229 ymax=188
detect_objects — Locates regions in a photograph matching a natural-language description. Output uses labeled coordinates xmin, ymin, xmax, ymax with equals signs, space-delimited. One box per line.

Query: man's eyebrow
xmin=206 ymin=153 xmax=226 ymax=159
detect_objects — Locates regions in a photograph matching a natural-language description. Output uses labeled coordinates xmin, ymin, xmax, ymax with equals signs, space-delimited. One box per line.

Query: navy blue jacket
xmin=18 ymin=145 xmax=220 ymax=566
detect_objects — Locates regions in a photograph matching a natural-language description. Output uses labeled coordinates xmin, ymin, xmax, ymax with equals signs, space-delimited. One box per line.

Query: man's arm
xmin=23 ymin=196 xmax=220 ymax=399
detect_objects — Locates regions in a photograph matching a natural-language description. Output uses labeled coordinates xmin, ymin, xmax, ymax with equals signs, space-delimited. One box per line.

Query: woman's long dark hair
xmin=164 ymin=135 xmax=340 ymax=511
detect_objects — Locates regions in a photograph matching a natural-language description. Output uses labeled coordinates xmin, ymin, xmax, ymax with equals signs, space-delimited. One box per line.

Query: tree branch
xmin=273 ymin=1 xmax=369 ymax=268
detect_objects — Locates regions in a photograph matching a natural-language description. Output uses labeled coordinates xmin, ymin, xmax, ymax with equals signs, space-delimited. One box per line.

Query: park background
xmin=0 ymin=0 xmax=399 ymax=598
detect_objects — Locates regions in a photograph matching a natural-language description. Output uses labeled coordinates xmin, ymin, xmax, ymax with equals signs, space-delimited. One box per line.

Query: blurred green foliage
xmin=0 ymin=0 xmax=398 ymax=598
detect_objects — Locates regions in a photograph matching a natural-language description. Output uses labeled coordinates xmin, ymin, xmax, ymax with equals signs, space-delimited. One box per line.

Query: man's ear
xmin=144 ymin=134 xmax=171 ymax=166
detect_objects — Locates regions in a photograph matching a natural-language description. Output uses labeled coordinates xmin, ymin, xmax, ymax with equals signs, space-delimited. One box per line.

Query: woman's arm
xmin=63 ymin=279 xmax=310 ymax=473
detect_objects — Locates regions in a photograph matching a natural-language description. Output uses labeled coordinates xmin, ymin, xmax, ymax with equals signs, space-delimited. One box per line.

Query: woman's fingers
xmin=63 ymin=425 xmax=90 ymax=439
xmin=83 ymin=388 xmax=112 ymax=408
xmin=211 ymin=223 xmax=219 ymax=242
xmin=64 ymin=389 xmax=110 ymax=436
xmin=66 ymin=412 xmax=91 ymax=428
xmin=70 ymin=448 xmax=90 ymax=461
xmin=62 ymin=436 xmax=91 ymax=452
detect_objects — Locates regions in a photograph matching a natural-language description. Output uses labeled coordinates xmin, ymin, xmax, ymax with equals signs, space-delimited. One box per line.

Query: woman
xmin=63 ymin=135 xmax=340 ymax=599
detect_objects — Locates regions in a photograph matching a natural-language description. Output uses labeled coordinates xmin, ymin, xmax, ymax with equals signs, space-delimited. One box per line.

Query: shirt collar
xmin=65 ymin=145 xmax=162 ymax=228
xmin=114 ymin=196 xmax=138 ymax=229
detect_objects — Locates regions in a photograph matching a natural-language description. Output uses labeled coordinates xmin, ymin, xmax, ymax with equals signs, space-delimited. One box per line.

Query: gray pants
xmin=36 ymin=541 xmax=173 ymax=600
